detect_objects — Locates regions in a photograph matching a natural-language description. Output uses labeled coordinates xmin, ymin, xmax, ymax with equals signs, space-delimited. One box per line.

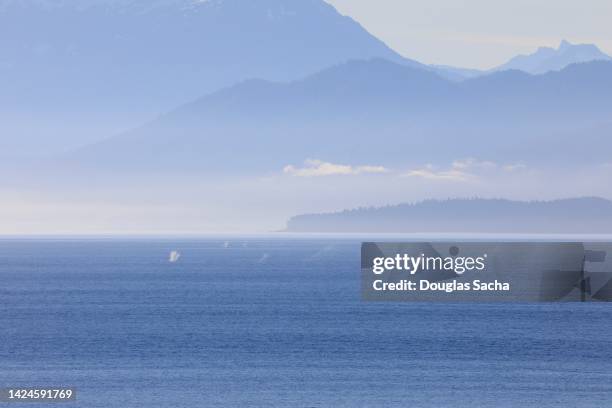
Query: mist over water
xmin=2 ymin=2 xmax=612 ymax=234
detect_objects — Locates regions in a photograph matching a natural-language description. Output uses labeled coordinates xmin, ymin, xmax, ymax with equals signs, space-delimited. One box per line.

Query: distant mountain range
xmin=494 ymin=40 xmax=612 ymax=75
xmin=434 ymin=40 xmax=612 ymax=78
xmin=2 ymin=0 xmax=610 ymax=157
xmin=2 ymin=1 xmax=612 ymax=234
xmin=67 ymin=58 xmax=612 ymax=174
xmin=0 ymin=0 xmax=418 ymax=155
xmin=285 ymin=198 xmax=612 ymax=233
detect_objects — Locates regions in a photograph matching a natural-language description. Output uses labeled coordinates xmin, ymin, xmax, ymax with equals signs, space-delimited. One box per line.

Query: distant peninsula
xmin=285 ymin=197 xmax=612 ymax=233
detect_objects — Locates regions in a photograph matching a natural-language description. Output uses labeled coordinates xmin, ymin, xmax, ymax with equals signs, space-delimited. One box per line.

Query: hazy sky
xmin=326 ymin=0 xmax=612 ymax=69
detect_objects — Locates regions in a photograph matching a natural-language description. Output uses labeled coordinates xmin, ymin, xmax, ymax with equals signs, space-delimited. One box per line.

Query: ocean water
xmin=1 ymin=238 xmax=611 ymax=407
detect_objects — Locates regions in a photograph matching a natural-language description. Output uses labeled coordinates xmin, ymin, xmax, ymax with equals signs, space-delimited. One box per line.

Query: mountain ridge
xmin=66 ymin=59 xmax=612 ymax=174
xmin=0 ymin=0 xmax=419 ymax=155
xmin=493 ymin=39 xmax=612 ymax=74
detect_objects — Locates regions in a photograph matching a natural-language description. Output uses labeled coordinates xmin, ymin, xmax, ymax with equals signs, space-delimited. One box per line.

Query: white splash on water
xmin=169 ymin=251 xmax=181 ymax=263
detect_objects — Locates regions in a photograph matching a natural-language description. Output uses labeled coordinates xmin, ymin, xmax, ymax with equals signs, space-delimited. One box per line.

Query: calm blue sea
xmin=1 ymin=238 xmax=611 ymax=407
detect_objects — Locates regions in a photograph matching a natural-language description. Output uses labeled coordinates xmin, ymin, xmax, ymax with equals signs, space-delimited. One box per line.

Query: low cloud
xmin=503 ymin=163 xmax=528 ymax=172
xmin=404 ymin=166 xmax=472 ymax=182
xmin=404 ymin=159 xmax=527 ymax=181
xmin=451 ymin=158 xmax=497 ymax=170
xmin=283 ymin=159 xmax=388 ymax=177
